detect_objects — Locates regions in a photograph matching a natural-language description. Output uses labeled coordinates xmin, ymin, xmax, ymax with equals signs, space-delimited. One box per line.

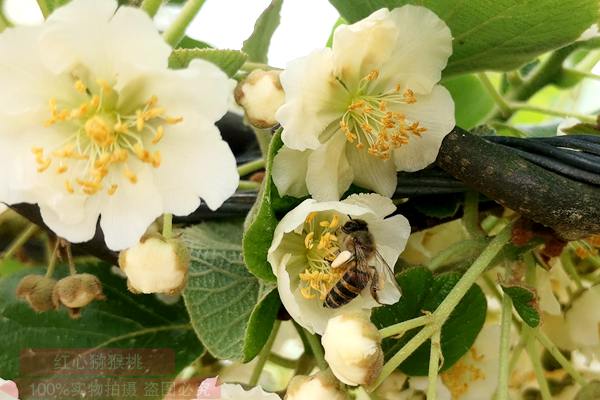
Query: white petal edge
xmin=306 ymin=133 xmax=354 ymax=201
xmin=277 ymin=48 xmax=348 ymax=151
xmin=99 ymin=165 xmax=163 ymax=251
xmin=345 ymin=144 xmax=397 ymax=197
xmin=392 ymin=85 xmax=455 ymax=172
xmin=272 ymin=146 xmax=311 ymax=198
xmin=379 ymin=5 xmax=453 ymax=95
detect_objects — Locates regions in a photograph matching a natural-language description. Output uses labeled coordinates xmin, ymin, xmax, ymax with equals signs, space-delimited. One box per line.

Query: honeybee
xmin=323 ymin=218 xmax=400 ymax=308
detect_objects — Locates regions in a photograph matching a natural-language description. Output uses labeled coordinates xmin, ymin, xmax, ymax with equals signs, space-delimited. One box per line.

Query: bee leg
xmin=369 ymin=266 xmax=382 ymax=304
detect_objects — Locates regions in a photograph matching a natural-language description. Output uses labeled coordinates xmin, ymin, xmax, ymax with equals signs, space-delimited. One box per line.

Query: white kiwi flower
xmin=267 ymin=193 xmax=409 ymax=334
xmin=0 ymin=0 xmax=238 ymax=250
xmin=272 ymin=5 xmax=454 ymax=200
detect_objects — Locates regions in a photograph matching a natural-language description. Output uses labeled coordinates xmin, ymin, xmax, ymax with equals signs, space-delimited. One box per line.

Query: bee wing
xmin=374 ymin=249 xmax=402 ymax=295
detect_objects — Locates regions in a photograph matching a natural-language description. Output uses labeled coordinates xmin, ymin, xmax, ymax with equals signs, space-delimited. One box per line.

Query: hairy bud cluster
xmin=16 ymin=275 xmax=57 ymax=312
xmin=52 ymin=273 xmax=105 ymax=318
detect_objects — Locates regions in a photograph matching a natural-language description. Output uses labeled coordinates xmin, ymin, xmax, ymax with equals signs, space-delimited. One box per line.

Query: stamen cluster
xmin=34 ymin=76 xmax=182 ymax=196
xmin=299 ymin=212 xmax=345 ymax=300
xmin=339 ymin=70 xmax=426 ymax=160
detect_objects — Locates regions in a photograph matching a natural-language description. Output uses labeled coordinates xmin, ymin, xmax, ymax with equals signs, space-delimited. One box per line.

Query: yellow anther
xmin=366 ymin=69 xmax=379 ymax=81
xmin=114 ymin=121 xmax=129 ymax=134
xmin=133 ymin=143 xmax=150 ymax=162
xmin=151 ymin=126 xmax=164 ymax=145
xmin=64 ymin=180 xmax=75 ymax=194
xmin=305 ymin=212 xmax=317 ymax=224
xmin=108 ymin=184 xmax=118 ymax=196
xmin=111 ymin=149 xmax=128 ymax=163
xmin=151 ymin=151 xmax=161 ymax=168
xmin=395 ymin=83 xmax=402 ymax=92
xmin=319 ymin=220 xmax=330 ymax=228
xmin=144 ymin=107 xmax=165 ymax=120
xmin=165 ymin=116 xmax=183 ymax=125
xmin=304 ymin=231 xmax=315 ymax=249
xmin=56 ymin=164 xmax=68 ymax=174
xmin=90 ymin=95 xmax=100 ymax=110
xmin=32 ymin=147 xmax=44 ymax=155
xmin=37 ymin=158 xmax=51 ymax=173
xmin=85 ymin=116 xmax=115 ymax=148
xmin=147 ymin=95 xmax=158 ymax=107
xmin=136 ymin=109 xmax=145 ymax=132
xmin=124 ymin=167 xmax=138 ymax=184
xmin=403 ymin=89 xmax=417 ymax=104
xmin=330 ymin=215 xmax=340 ymax=229
xmin=97 ymin=79 xmax=112 ymax=93
xmin=74 ymin=80 xmax=87 ymax=94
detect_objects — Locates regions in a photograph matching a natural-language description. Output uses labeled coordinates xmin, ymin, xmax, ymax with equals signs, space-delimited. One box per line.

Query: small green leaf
xmin=501 ymin=284 xmax=541 ymax=328
xmin=182 ymin=221 xmax=279 ymax=361
xmin=0 ymin=259 xmax=26 ymax=279
xmin=168 ymin=48 xmax=248 ymax=77
xmin=0 ymin=264 xmax=201 ymax=388
xmin=372 ymin=268 xmax=487 ymax=375
xmin=575 ymin=381 xmax=600 ymax=400
xmin=328 ymin=0 xmax=599 ymax=76
xmin=442 ymin=74 xmax=495 ymax=129
xmin=326 ymin=17 xmax=348 ymax=47
xmin=561 ymin=122 xmax=600 ymax=135
xmin=242 ymin=0 xmax=284 ymax=64
xmin=177 ymin=36 xmax=213 ymax=49
xmin=47 ymin=0 xmax=71 ymax=12
xmin=242 ymin=130 xmax=284 ymax=281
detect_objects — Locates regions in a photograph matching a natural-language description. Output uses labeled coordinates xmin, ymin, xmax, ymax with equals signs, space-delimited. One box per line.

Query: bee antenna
xmin=347 ymin=214 xmax=354 ymax=221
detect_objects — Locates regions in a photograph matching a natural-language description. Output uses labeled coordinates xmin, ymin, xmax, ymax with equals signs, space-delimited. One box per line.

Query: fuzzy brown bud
xmin=52 ymin=273 xmax=105 ymax=318
xmin=16 ymin=274 xmax=57 ymax=312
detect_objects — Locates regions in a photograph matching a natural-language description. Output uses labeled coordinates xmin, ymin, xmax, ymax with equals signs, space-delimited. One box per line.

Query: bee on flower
xmin=272 ymin=5 xmax=455 ymax=201
xmin=268 ymin=193 xmax=409 ymax=334
xmin=0 ymin=0 xmax=239 ymax=250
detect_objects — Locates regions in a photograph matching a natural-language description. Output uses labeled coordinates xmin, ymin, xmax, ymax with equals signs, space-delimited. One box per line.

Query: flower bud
xmin=285 ymin=372 xmax=348 ymax=400
xmin=234 ymin=69 xmax=284 ymax=129
xmin=16 ymin=274 xmax=57 ymax=312
xmin=321 ymin=312 xmax=384 ymax=386
xmin=119 ymin=235 xmax=189 ymax=294
xmin=52 ymin=273 xmax=105 ymax=318
xmin=196 ymin=377 xmax=280 ymax=399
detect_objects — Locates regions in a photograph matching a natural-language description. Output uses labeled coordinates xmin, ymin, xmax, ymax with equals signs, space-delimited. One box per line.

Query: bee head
xmin=341 ymin=218 xmax=369 ymax=234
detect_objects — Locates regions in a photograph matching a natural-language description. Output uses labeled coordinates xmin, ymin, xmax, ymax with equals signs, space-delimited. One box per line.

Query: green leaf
xmin=442 ymin=74 xmax=495 ymax=129
xmin=501 ymin=284 xmax=540 ymax=328
xmin=182 ymin=221 xmax=280 ymax=361
xmin=242 ymin=0 xmax=284 ymax=63
xmin=0 ymin=259 xmax=27 ymax=279
xmin=0 ymin=264 xmax=201 ymax=387
xmin=168 ymin=49 xmax=248 ymax=77
xmin=328 ymin=0 xmax=599 ymax=76
xmin=372 ymin=267 xmax=487 ymax=375
xmin=326 ymin=17 xmax=348 ymax=47
xmin=575 ymin=381 xmax=600 ymax=400
xmin=177 ymin=36 xmax=213 ymax=49
xmin=47 ymin=0 xmax=71 ymax=12
xmin=242 ymin=130 xmax=284 ymax=281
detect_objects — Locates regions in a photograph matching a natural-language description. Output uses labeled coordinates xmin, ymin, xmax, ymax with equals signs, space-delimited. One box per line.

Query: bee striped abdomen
xmin=323 ymin=268 xmax=370 ymax=308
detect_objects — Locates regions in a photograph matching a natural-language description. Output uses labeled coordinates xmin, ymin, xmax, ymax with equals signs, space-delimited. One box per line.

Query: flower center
xmin=33 ymin=76 xmax=182 ymax=196
xmin=339 ymin=69 xmax=427 ymax=160
xmin=298 ymin=212 xmax=345 ymax=300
